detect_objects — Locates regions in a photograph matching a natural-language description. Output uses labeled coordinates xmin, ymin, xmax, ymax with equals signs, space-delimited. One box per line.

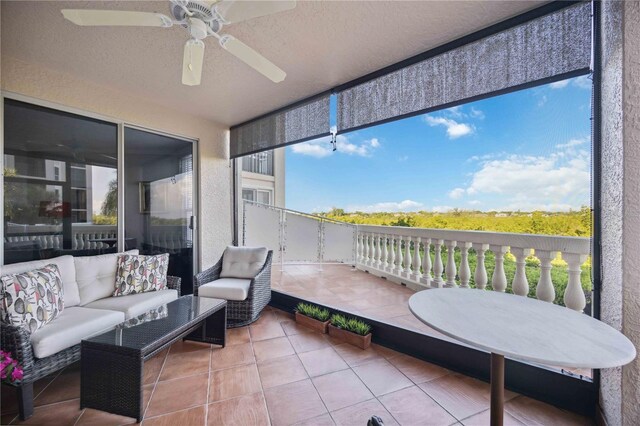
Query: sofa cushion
xmin=113 ymin=253 xmax=169 ymax=297
xmin=76 ymin=250 xmax=138 ymax=305
xmin=198 ymin=278 xmax=251 ymax=301
xmin=30 ymin=306 xmax=125 ymax=359
xmin=1 ymin=255 xmax=80 ymax=307
xmin=84 ymin=289 xmax=178 ymax=319
xmin=220 ymin=246 xmax=267 ymax=279
xmin=1 ymin=264 xmax=65 ymax=333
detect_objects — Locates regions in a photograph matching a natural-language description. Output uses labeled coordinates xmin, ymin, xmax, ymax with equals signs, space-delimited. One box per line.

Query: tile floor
xmin=1 ymin=306 xmax=592 ymax=426
xmin=272 ymin=264 xmax=593 ymax=379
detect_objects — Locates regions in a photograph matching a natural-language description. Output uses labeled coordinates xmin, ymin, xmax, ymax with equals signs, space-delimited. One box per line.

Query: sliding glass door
xmin=3 ymin=98 xmax=198 ymax=293
xmin=3 ymin=99 xmax=118 ymax=264
xmin=123 ymin=127 xmax=196 ymax=294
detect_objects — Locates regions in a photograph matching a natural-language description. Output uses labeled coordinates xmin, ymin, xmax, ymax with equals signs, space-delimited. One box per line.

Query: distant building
xmin=240 ymin=149 xmax=285 ymax=208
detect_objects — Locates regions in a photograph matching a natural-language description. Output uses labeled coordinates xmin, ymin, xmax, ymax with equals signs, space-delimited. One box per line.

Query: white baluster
xmin=403 ymin=236 xmax=412 ymax=277
xmin=411 ymin=237 xmax=422 ymax=281
xmin=386 ymin=236 xmax=396 ymax=273
xmin=490 ymin=245 xmax=508 ymax=292
xmin=420 ymin=238 xmax=433 ymax=287
xmin=511 ymin=247 xmax=532 ymax=296
xmin=356 ymin=233 xmax=363 ymax=263
xmin=374 ymin=234 xmax=382 ymax=269
xmin=362 ymin=233 xmax=369 ymax=266
xmin=535 ymin=250 xmax=558 ymax=302
xmin=432 ymin=239 xmax=444 ymax=288
xmin=563 ymin=253 xmax=588 ymax=311
xmin=395 ymin=236 xmax=404 ymax=276
xmin=444 ymin=240 xmax=458 ymax=287
xmin=459 ymin=242 xmax=472 ymax=288
xmin=371 ymin=234 xmax=378 ymax=268
xmin=472 ymin=243 xmax=489 ymax=289
xmin=381 ymin=235 xmax=389 ymax=271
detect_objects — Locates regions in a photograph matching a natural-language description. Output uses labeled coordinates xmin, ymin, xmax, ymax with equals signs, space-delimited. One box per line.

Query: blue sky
xmin=285 ymin=76 xmax=592 ymax=213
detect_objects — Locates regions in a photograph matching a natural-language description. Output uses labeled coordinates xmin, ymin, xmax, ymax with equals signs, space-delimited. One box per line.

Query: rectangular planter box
xmin=328 ymin=324 xmax=372 ymax=349
xmin=295 ymin=312 xmax=330 ymax=333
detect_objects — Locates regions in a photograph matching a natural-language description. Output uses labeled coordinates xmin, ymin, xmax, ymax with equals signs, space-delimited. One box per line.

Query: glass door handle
xmin=190 ymin=216 xmax=196 ymax=230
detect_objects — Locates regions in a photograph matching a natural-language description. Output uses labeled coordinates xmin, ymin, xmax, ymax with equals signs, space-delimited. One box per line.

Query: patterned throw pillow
xmin=113 ymin=254 xmax=169 ymax=297
xmin=1 ymin=264 xmax=65 ymax=333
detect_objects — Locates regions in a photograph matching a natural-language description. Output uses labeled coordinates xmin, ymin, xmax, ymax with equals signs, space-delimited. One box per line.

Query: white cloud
xmin=290 ymin=134 xmax=380 ymax=158
xmin=538 ymin=95 xmax=547 ymax=107
xmin=470 ymin=107 xmax=485 ymax=119
xmin=432 ymin=205 xmax=454 ymax=213
xmin=448 ymin=188 xmax=466 ymax=199
xmin=468 ymin=200 xmax=482 ymax=206
xmin=573 ymin=75 xmax=592 ymax=89
xmin=424 ymin=116 xmax=474 ymax=139
xmin=346 ymin=199 xmax=424 ymax=213
xmin=549 ymin=80 xmax=570 ymax=89
xmin=464 ymin=139 xmax=591 ymax=211
xmin=397 ymin=155 xmax=409 ymax=162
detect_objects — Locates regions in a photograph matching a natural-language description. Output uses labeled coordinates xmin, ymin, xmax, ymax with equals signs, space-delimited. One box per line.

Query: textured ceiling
xmin=1 ymin=0 xmax=547 ymax=126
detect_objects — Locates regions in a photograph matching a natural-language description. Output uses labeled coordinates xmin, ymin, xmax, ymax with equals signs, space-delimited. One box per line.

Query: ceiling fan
xmin=61 ymin=0 xmax=295 ymax=86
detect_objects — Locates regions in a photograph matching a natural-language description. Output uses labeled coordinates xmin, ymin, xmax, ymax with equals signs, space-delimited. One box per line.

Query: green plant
xmin=330 ymin=314 xmax=371 ymax=336
xmin=296 ymin=303 xmax=330 ymax=322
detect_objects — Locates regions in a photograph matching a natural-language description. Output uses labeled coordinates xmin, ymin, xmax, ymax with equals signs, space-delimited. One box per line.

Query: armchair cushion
xmin=198 ymin=278 xmax=251 ymax=301
xmin=85 ymin=289 xmax=178 ymax=319
xmin=30 ymin=306 xmax=124 ymax=358
xmin=220 ymin=246 xmax=268 ymax=279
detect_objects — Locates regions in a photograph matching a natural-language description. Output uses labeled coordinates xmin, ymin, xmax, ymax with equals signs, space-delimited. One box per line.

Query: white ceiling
xmin=1 ymin=0 xmax=547 ymax=126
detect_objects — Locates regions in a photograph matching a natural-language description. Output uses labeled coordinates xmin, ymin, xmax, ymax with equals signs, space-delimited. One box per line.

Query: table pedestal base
xmin=490 ymin=352 xmax=505 ymax=426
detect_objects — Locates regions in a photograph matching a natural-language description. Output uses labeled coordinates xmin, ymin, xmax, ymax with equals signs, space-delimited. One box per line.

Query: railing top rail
xmin=356 ymin=224 xmax=590 ymax=254
xmin=243 ymin=201 xmax=357 ymax=227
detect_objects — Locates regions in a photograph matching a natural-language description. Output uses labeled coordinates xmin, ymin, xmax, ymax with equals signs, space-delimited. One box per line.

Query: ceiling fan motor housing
xmin=189 ymin=18 xmax=208 ymax=39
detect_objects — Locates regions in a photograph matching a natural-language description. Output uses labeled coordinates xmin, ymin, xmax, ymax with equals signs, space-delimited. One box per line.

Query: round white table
xmin=409 ymin=288 xmax=636 ymax=426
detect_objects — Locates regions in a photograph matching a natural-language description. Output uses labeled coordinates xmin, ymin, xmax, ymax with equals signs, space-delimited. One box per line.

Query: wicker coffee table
xmin=80 ymin=295 xmax=227 ymax=421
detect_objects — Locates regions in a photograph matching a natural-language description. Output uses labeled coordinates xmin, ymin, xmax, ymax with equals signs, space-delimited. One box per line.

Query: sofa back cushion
xmin=76 ymin=250 xmax=139 ymax=306
xmin=1 ymin=264 xmax=65 ymax=332
xmin=220 ymin=246 xmax=268 ymax=279
xmin=0 ymin=255 xmax=80 ymax=307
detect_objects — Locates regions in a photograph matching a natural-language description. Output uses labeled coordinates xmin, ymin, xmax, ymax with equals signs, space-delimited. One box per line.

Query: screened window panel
xmin=230 ymin=94 xmax=331 ymax=158
xmin=337 ymin=2 xmax=591 ymax=132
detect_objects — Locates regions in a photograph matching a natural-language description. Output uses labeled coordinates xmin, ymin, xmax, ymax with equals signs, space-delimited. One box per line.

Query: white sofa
xmin=1 ymin=250 xmax=178 ymax=359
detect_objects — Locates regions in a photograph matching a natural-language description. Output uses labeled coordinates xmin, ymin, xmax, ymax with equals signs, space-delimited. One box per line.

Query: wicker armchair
xmin=0 ymin=276 xmax=181 ymax=420
xmin=194 ymin=250 xmax=272 ymax=328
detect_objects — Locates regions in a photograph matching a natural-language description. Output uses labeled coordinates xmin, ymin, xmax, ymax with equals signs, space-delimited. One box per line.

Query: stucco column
xmin=600 ymin=1 xmax=640 ymax=425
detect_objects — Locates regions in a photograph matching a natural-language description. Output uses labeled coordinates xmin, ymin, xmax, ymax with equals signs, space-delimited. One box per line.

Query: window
xmin=242 ymin=151 xmax=274 ymax=176
xmin=242 ymin=188 xmax=272 ymax=205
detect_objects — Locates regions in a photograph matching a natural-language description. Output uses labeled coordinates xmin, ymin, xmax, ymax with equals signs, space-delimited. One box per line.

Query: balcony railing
xmin=244 ymin=202 xmax=592 ymax=312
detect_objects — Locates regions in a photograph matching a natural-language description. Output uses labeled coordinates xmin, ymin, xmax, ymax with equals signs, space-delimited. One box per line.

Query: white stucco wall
xmin=600 ymin=1 xmax=640 ymax=425
xmin=1 ymin=56 xmax=232 ymax=270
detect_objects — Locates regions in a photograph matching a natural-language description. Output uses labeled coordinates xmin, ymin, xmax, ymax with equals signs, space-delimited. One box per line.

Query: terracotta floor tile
xmin=168 ymin=339 xmax=212 ymax=354
xmin=252 ymin=337 xmax=295 ymax=363
xmin=370 ymin=343 xmax=403 ymax=360
xmin=289 ymin=331 xmax=332 ymax=354
xmin=387 ymin=353 xmax=450 ymax=384
xmin=293 ymin=413 xmax=336 ymax=426
xmin=352 ymin=359 xmax=413 ymax=396
xmin=143 ymin=405 xmax=206 ymax=426
xmin=505 ymin=396 xmax=592 ymax=426
xmin=76 ymin=408 xmax=137 ymax=425
xmin=379 ymin=386 xmax=457 ymax=426
xmin=332 ymin=343 xmax=383 ymax=367
xmin=419 ymin=373 xmax=518 ymax=421
xmin=330 ymin=399 xmax=399 ymax=426
xmin=211 ymin=342 xmax=255 ymax=370
xmin=264 ymin=379 xmax=327 ymax=426
xmin=253 ymin=310 xmax=279 ymax=326
xmin=159 ymin=347 xmax=210 ymax=381
xmin=143 ymin=350 xmax=168 ymax=385
xmin=12 ymin=399 xmax=82 ymax=426
xmin=145 ymin=373 xmax=208 ymax=418
xmin=1 ymin=413 xmax=17 ymax=425
xmin=273 ymin=310 xmax=295 ymax=323
xmin=297 ymin=347 xmax=349 ymax=378
xmin=461 ymin=408 xmax=524 ymax=425
xmin=312 ymin=370 xmax=373 ymax=412
xmin=257 ymin=354 xmax=308 ymax=389
xmin=281 ymin=320 xmax=317 ymax=336
xmin=209 ymin=364 xmax=262 ymax=402
xmin=34 ymin=363 xmax=81 ymax=407
xmin=226 ymin=326 xmax=251 ymax=346
xmin=249 ymin=321 xmax=286 ymax=341
xmin=2 ymin=373 xmax=56 ymax=416
xmin=207 ymin=392 xmax=270 ymax=426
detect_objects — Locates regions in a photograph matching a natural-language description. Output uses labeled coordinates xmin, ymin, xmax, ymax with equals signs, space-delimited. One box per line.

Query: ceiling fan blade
xmin=182 ymin=39 xmax=205 ymax=86
xmin=61 ymin=10 xmax=173 ymax=27
xmin=215 ymin=1 xmax=296 ymax=24
xmin=219 ymin=35 xmax=286 ymax=83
